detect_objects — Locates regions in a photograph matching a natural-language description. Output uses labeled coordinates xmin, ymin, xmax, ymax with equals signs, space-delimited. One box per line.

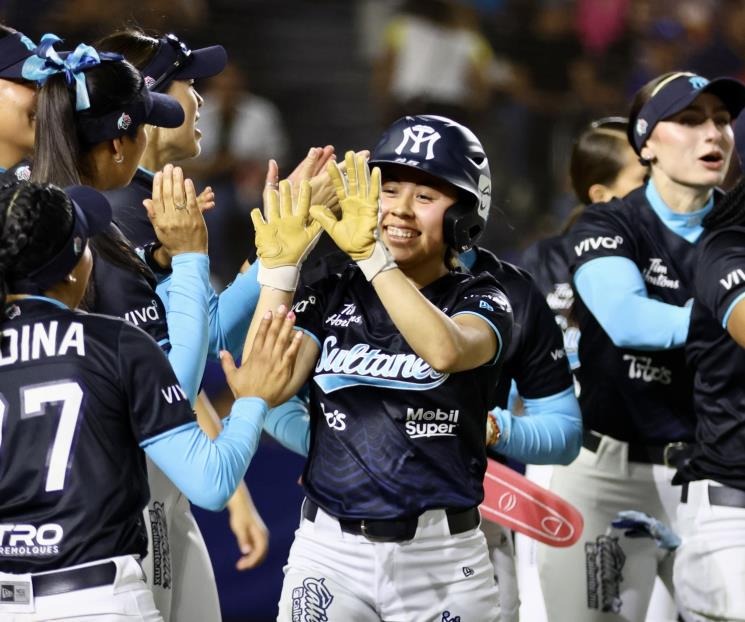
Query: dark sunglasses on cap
xmin=146 ymin=34 xmax=192 ymax=92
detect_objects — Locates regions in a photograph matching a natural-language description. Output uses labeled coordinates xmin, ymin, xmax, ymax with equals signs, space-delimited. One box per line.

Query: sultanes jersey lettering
xmin=293 ymin=260 xmax=512 ymax=520
xmin=0 ymin=298 xmax=194 ymax=573
xmin=569 ymin=185 xmax=700 ymax=444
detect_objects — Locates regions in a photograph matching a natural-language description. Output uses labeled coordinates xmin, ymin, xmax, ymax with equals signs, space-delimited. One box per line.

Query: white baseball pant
xmin=0 ymin=555 xmax=161 ymax=621
xmin=537 ymin=435 xmax=680 ymax=622
xmin=277 ymin=501 xmax=500 ymax=621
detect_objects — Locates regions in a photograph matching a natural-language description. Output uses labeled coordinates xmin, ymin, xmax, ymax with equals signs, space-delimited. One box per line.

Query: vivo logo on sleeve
xmin=574 ymin=236 xmax=623 ymax=257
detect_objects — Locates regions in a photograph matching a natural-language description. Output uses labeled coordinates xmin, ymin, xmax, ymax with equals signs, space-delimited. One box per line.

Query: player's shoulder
xmin=301 ymin=251 xmax=355 ymax=286
xmin=698 ymin=224 xmax=745 ymax=255
xmin=470 ymin=246 xmax=536 ymax=300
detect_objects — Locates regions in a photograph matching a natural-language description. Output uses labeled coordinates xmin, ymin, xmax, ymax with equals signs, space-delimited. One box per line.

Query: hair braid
xmin=702 ymin=176 xmax=745 ymax=231
xmin=0 ymin=182 xmax=73 ymax=309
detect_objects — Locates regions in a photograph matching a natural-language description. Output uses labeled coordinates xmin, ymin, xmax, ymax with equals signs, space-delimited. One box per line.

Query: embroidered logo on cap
xmin=14 ymin=165 xmax=30 ymax=181
xmin=144 ymin=76 xmax=156 ymax=89
xmin=689 ymin=76 xmax=709 ymax=90
xmin=117 ymin=113 xmax=132 ymax=131
xmin=636 ymin=118 xmax=648 ymax=136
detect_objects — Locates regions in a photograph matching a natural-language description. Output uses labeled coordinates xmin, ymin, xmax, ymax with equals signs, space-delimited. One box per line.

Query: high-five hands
xmin=143 ymin=163 xmax=208 ymax=258
xmin=310 ymin=151 xmax=396 ymax=281
xmin=220 ymin=306 xmax=303 ymax=408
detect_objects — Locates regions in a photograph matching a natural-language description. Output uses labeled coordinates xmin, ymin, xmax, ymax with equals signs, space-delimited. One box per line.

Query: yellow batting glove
xmin=251 ymin=179 xmax=322 ymax=291
xmin=309 ymin=151 xmax=396 ymax=281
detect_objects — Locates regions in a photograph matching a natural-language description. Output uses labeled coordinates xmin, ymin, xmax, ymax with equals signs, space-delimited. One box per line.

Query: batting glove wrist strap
xmin=257 ymin=262 xmax=300 ymax=292
xmin=357 ymin=239 xmax=397 ymax=281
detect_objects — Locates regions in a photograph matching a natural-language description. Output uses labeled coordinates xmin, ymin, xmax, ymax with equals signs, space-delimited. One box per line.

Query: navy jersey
xmin=87 ymin=223 xmax=169 ymax=347
xmin=681 ymin=227 xmax=745 ymax=490
xmin=103 ymin=168 xmax=158 ymax=248
xmin=0 ymin=298 xmax=194 ymax=572
xmin=522 ymin=234 xmax=580 ymax=370
xmin=293 ymin=263 xmax=513 ymax=520
xmin=569 ymin=185 xmax=698 ymax=444
xmin=470 ymin=246 xmax=572 ymax=408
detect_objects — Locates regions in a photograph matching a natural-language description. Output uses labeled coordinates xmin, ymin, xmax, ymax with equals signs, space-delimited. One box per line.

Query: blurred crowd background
xmin=3 ymin=0 xmax=744 ymax=620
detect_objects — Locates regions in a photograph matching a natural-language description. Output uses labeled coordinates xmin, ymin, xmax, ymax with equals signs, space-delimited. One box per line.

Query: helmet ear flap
xmin=443 ymin=202 xmax=483 ymax=253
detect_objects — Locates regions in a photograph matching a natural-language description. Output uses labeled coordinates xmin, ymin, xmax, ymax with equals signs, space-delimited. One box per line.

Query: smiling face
xmin=379 ymin=164 xmax=458 ymax=280
xmin=642 ymin=93 xmax=735 ymax=189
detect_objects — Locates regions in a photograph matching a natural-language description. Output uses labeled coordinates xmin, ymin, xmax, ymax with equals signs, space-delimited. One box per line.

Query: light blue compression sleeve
xmin=206 ymin=261 xmax=260 ymax=360
xmin=574 ymin=256 xmax=692 ymax=350
xmin=263 ymin=396 xmax=311 ymax=457
xmin=158 ymin=262 xmax=260 ymax=362
xmin=141 ymin=397 xmax=267 ymax=511
xmin=157 ymin=253 xmax=210 ymax=405
xmin=491 ymin=386 xmax=582 ymax=465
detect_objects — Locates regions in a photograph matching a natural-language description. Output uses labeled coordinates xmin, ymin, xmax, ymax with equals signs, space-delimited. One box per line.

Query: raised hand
xmin=251 ymin=179 xmax=322 ymax=291
xmin=220 ymin=306 xmax=303 ymax=407
xmin=143 ymin=164 xmax=208 ymax=257
xmin=310 ymin=151 xmax=396 ymax=281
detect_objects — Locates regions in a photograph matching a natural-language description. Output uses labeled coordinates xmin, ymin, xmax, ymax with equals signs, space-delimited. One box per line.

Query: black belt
xmin=582 ymin=430 xmax=687 ymax=467
xmin=32 ymin=561 xmax=117 ymax=597
xmin=302 ymin=499 xmax=480 ymax=543
xmin=680 ymin=482 xmax=745 ymax=508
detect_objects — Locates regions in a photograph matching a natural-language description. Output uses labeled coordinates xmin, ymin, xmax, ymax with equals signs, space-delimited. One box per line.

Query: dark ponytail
xmin=95 ymin=28 xmax=159 ymax=70
xmin=31 ymin=58 xmax=149 ymax=281
xmin=0 ymin=182 xmax=73 ymax=309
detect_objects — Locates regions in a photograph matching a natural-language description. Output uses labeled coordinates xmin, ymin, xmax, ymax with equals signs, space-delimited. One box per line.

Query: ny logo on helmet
xmin=395 ymin=125 xmax=441 ymax=160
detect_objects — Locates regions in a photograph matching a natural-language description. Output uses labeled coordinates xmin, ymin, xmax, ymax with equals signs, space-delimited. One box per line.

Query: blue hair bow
xmin=21 ymin=33 xmax=120 ymax=111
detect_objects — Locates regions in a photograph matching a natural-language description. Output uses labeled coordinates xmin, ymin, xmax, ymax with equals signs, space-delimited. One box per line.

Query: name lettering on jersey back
xmin=574 ymin=236 xmax=623 ymax=257
xmin=622 ymin=354 xmax=672 ymax=385
xmin=161 ymin=384 xmax=188 ymax=404
xmin=720 ymin=268 xmax=745 ymax=291
xmin=0 ymin=523 xmax=63 ymax=557
xmin=642 ymin=258 xmax=679 ymax=289
xmin=124 ymin=299 xmax=160 ymax=327
xmin=0 ymin=322 xmax=84 ymax=366
xmin=313 ymin=335 xmax=448 ymax=393
xmin=405 ymin=407 xmax=459 ymax=438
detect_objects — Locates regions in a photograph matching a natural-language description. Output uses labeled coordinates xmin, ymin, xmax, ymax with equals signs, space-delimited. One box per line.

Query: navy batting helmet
xmin=369 ymin=115 xmax=491 ymax=252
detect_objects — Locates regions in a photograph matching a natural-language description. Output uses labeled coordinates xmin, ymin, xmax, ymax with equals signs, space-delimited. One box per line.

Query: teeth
xmin=387 ymin=226 xmax=418 ymax=238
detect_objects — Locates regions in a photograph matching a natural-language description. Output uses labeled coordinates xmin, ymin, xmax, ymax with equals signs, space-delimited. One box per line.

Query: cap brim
xmin=175 ymin=45 xmax=227 ymax=81
xmin=146 ymin=92 xmax=186 ymax=128
xmin=703 ymin=78 xmax=745 ymax=118
xmin=65 ymin=185 xmax=112 ymax=237
xmin=0 ymin=58 xmax=28 ymax=79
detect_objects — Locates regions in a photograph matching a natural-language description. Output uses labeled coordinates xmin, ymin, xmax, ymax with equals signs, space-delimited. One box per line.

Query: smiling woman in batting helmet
xmin=369 ymin=114 xmax=492 ymax=252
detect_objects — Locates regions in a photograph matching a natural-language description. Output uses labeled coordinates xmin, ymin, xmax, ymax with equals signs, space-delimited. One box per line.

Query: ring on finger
xmin=265 ymin=181 xmax=279 ymax=189
xmin=174 ymin=200 xmax=187 ymax=210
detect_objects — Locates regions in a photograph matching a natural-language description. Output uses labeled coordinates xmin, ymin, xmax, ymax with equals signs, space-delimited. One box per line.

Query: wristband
xmin=257 ymin=262 xmax=300 ymax=291
xmin=356 ymin=240 xmax=397 ymax=282
xmin=142 ymin=242 xmax=173 ymax=277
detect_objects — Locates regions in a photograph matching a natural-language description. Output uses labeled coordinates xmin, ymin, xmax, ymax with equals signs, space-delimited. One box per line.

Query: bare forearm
xmin=371 ymin=269 xmax=492 ymax=372
xmin=241 ymin=286 xmax=294 ymax=365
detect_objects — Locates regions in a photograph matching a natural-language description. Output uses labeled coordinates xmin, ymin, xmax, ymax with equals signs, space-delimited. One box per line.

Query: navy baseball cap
xmin=9 ymin=185 xmax=112 ymax=293
xmin=76 ymin=82 xmax=184 ymax=143
xmin=630 ymin=72 xmax=745 ymax=155
xmin=0 ymin=30 xmax=36 ymax=79
xmin=141 ymin=34 xmax=227 ymax=92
